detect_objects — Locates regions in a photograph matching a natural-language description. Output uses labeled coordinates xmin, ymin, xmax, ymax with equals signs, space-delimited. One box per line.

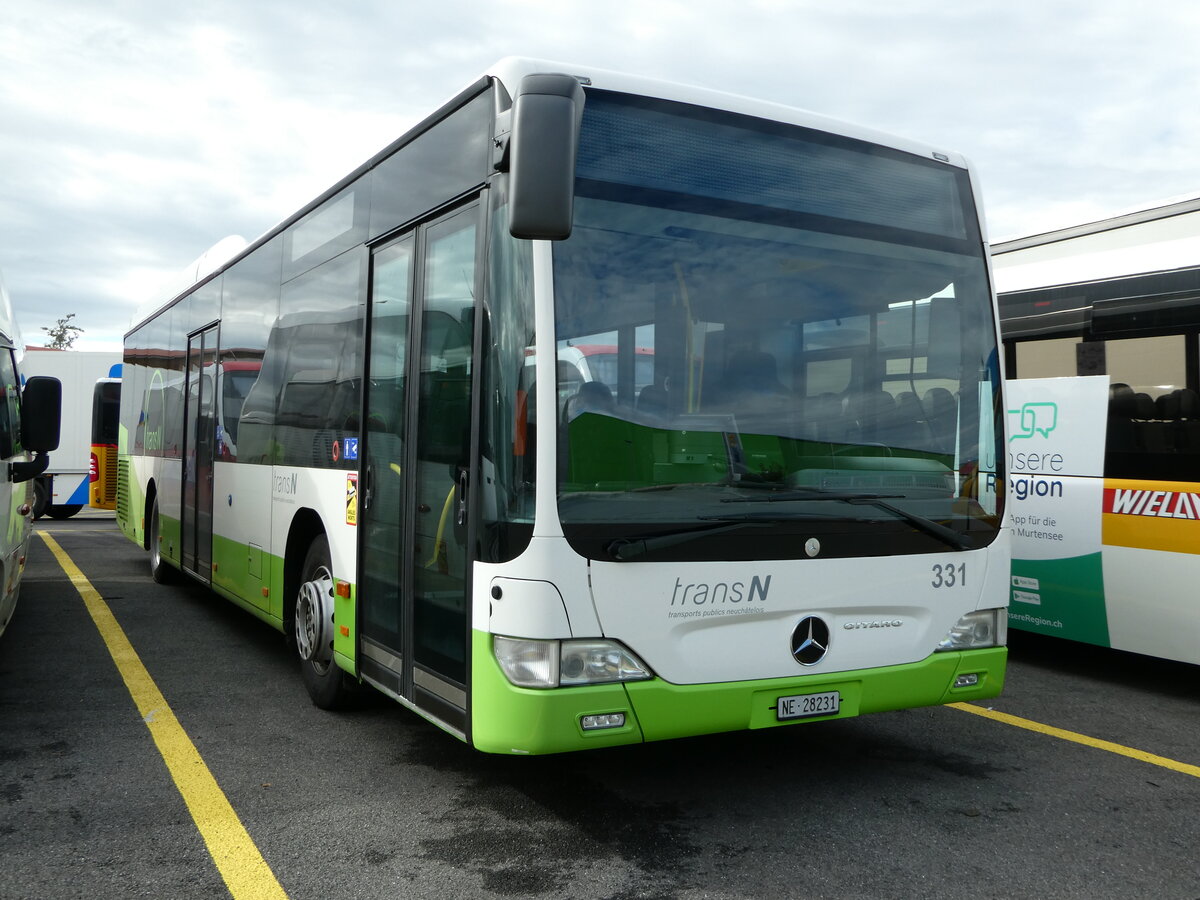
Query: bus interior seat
xmin=846 ymin=390 xmax=896 ymax=445
xmin=894 ymin=390 xmax=934 ymax=450
xmin=1134 ymin=391 xmax=1173 ymax=453
xmin=565 ymin=380 xmax=616 ymax=422
xmin=923 ymin=387 xmax=957 ymax=453
xmin=636 ymin=383 xmax=670 ymax=420
xmin=1106 ymin=382 xmax=1139 ymax=453
xmin=1175 ymin=388 xmax=1200 ymax=451
xmin=846 ymin=389 xmax=929 ymax=452
xmin=807 ymin=392 xmax=850 ymax=443
xmin=720 ymin=350 xmax=790 ymax=413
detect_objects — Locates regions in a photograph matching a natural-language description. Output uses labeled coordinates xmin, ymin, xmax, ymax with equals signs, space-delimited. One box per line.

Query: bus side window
xmin=0 ymin=351 xmax=20 ymax=459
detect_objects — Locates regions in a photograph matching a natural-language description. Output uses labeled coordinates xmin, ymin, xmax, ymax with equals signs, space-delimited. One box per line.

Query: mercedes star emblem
xmin=791 ymin=615 xmax=830 ymax=666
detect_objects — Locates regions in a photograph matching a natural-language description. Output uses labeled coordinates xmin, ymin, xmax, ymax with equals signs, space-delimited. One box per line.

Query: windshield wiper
xmin=605 ymin=516 xmax=789 ymax=561
xmin=722 ymin=488 xmax=902 ymax=503
xmin=722 ymin=490 xmax=973 ymax=551
xmin=607 ymin=489 xmax=972 ymax=560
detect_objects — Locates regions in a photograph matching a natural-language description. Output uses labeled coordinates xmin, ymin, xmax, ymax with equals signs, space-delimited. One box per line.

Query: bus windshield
xmin=553 ymin=91 xmax=1003 ymax=561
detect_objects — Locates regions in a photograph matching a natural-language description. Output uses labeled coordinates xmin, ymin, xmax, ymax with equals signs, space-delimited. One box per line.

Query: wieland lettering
xmin=1105 ymin=488 xmax=1200 ymax=520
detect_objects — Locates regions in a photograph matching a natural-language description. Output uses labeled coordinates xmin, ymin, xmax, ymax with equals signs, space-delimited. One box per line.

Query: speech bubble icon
xmin=1019 ymin=401 xmax=1058 ymax=439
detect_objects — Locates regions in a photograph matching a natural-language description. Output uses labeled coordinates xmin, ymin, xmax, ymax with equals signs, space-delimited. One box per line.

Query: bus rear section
xmin=995 ymin=195 xmax=1200 ymax=665
xmin=118 ymin=59 xmax=1009 ymax=754
xmin=90 ymin=374 xmax=121 ymax=510
xmin=19 ymin=350 xmax=121 ymax=519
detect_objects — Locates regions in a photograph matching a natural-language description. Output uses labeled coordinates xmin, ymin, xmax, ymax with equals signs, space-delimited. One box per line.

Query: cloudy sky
xmin=2 ymin=0 xmax=1198 ymax=350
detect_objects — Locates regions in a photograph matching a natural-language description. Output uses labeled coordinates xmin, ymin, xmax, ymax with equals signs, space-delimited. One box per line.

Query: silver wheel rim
xmin=295 ymin=564 xmax=334 ymax=673
xmin=150 ymin=508 xmax=162 ymax=569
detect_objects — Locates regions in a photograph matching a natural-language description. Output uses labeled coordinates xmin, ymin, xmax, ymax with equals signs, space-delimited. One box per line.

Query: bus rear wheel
xmin=32 ymin=480 xmax=48 ymax=519
xmin=148 ymin=499 xmax=177 ymax=584
xmin=296 ymin=535 xmax=355 ymax=709
xmin=45 ymin=504 xmax=83 ymax=520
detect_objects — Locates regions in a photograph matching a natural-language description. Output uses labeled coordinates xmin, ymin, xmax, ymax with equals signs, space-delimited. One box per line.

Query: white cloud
xmin=1 ymin=0 xmax=1199 ymax=348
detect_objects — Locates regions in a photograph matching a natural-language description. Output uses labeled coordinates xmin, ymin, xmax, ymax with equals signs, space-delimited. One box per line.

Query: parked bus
xmin=90 ymin=367 xmax=122 ymax=510
xmin=993 ymin=193 xmax=1200 ymax=665
xmin=0 ymin=272 xmax=62 ymax=641
xmin=119 ymin=58 xmax=1009 ymax=753
xmin=21 ymin=350 xmax=122 ymax=518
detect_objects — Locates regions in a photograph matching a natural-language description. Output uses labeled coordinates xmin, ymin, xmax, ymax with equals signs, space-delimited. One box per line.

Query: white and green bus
xmin=119 ymin=59 xmax=1009 ymax=754
xmin=994 ymin=194 xmax=1200 ymax=665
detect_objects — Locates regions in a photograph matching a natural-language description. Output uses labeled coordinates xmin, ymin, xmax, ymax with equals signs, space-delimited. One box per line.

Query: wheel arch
xmin=282 ymin=507 xmax=327 ymax=647
xmin=142 ymin=480 xmax=158 ymax=551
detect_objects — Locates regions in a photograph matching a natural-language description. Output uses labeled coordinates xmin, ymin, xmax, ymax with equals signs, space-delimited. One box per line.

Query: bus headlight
xmin=494 ymin=636 xmax=652 ymax=688
xmin=559 ymin=640 xmax=652 ymax=686
xmin=936 ymin=609 xmax=1007 ymax=651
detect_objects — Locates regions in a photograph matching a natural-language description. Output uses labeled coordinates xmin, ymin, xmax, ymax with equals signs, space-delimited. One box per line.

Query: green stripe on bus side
xmin=119 ymin=471 xmax=145 ymax=547
xmin=470 ymin=629 xmax=1006 ymax=755
xmin=211 ymin=531 xmax=275 ymax=616
xmin=208 ymin=532 xmax=357 ymax=668
xmin=130 ymin=510 xmax=360 ymax=675
xmin=159 ymin=513 xmax=182 ymax=568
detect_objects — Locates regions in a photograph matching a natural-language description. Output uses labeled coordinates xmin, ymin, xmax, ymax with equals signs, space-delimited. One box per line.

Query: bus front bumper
xmin=470 ymin=630 xmax=1006 ymax=755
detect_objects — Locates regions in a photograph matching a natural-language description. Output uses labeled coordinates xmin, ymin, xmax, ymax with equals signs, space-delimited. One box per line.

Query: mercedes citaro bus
xmin=117 ymin=59 xmax=1009 ymax=753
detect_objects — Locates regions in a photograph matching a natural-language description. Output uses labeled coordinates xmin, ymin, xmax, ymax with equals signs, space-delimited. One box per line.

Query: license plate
xmin=777 ymin=691 xmax=840 ymax=720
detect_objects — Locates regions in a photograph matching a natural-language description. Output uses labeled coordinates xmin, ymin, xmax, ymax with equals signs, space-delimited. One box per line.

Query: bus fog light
xmin=494 ymin=636 xmax=559 ymax=688
xmin=937 ymin=609 xmax=1007 ymax=651
xmin=580 ymin=712 xmax=626 ymax=731
xmin=954 ymin=673 xmax=980 ymax=687
xmin=560 ymin=640 xmax=652 ymax=686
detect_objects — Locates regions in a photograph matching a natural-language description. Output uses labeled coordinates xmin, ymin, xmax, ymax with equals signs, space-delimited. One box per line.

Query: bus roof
xmin=484 ymin=58 xmax=968 ymax=168
xmin=0 ymin=271 xmax=22 ymax=355
xmin=132 ymin=57 xmax=975 ymax=336
xmin=991 ymin=192 xmax=1200 ymax=294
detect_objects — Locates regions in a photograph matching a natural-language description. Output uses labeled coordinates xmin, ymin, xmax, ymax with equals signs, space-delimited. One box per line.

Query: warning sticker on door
xmin=346 ymin=474 xmax=358 ymax=526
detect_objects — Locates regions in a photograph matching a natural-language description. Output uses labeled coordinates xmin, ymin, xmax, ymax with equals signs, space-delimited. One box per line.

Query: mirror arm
xmin=11 ymin=452 xmax=49 ymax=484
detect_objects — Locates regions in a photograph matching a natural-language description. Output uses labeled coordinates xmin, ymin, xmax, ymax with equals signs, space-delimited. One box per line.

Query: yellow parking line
xmin=949 ymin=701 xmax=1200 ymax=779
xmin=39 ymin=532 xmax=289 ymax=900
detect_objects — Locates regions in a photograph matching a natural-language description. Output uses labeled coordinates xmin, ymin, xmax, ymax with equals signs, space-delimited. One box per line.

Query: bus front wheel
xmin=296 ymin=536 xmax=355 ymax=709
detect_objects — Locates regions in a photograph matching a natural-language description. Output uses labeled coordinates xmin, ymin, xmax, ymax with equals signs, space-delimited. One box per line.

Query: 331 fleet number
xmin=931 ymin=563 xmax=966 ymax=588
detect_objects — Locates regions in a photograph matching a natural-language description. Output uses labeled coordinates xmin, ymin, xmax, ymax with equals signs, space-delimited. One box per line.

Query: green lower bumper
xmin=470 ymin=630 xmax=1006 ymax=755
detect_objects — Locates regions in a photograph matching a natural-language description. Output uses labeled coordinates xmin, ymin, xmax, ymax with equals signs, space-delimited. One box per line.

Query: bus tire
xmin=296 ymin=536 xmax=355 ymax=709
xmin=148 ymin=499 xmax=177 ymax=585
xmin=45 ymin=504 xmax=83 ymax=520
xmin=32 ymin=480 xmax=48 ymax=519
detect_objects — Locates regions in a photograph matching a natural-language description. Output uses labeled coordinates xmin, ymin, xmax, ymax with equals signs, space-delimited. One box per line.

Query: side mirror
xmin=12 ymin=376 xmax=61 ymax=483
xmin=21 ymin=375 xmax=61 ymax=453
xmin=508 ymin=73 xmax=585 ymax=241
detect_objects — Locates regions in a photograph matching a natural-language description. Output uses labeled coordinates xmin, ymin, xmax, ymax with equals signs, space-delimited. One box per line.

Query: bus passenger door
xmin=360 ymin=204 xmax=478 ymax=732
xmin=181 ymin=324 xmax=218 ymax=581
xmin=360 ymin=235 xmax=413 ymax=685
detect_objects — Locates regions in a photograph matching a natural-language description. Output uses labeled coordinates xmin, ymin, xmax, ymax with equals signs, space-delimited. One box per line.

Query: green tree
xmin=41 ymin=313 xmax=83 ymax=349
